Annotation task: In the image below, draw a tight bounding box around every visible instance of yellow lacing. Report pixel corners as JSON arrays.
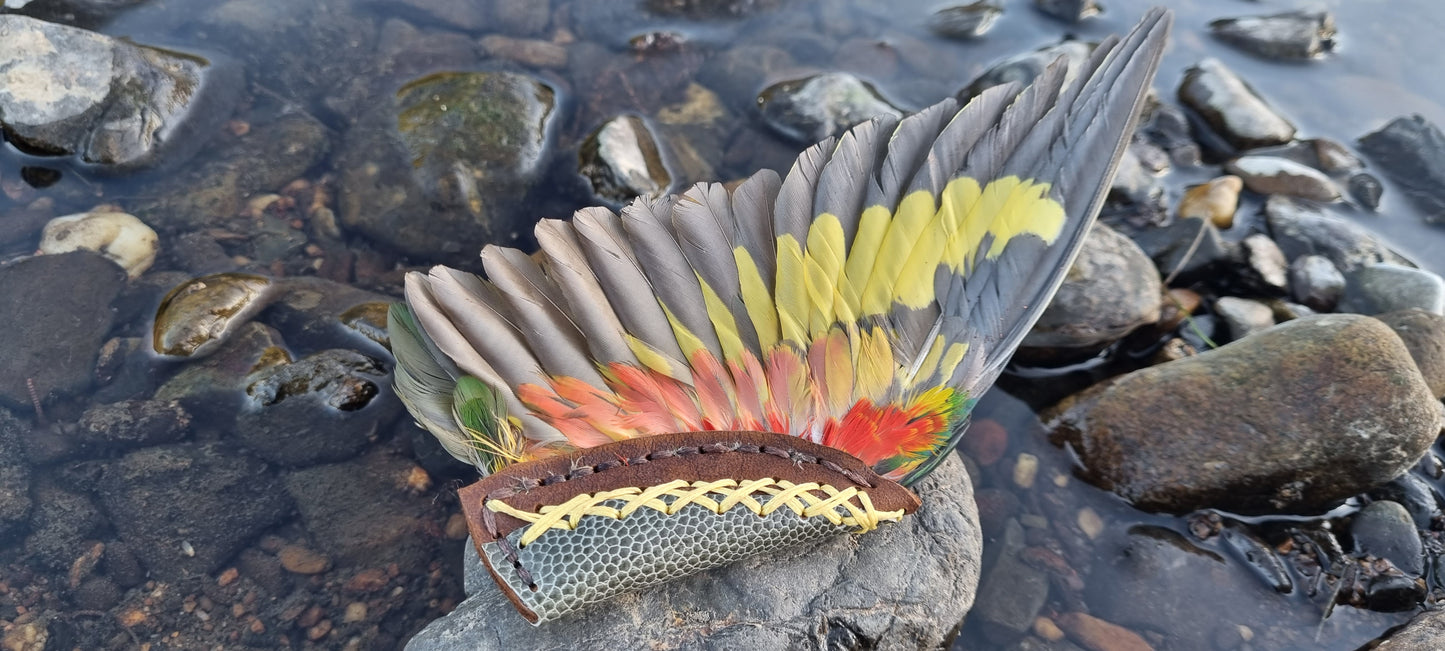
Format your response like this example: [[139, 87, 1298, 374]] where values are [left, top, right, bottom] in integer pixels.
[[486, 478, 906, 547]]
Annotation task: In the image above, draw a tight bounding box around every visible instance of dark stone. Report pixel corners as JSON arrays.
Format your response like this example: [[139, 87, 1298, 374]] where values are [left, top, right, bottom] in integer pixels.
[[1033, 0, 1099, 23], [23, 475, 102, 571], [927, 3, 1003, 40], [337, 71, 557, 264], [407, 453, 981, 651], [284, 451, 440, 572], [1178, 58, 1296, 151], [71, 577, 121, 611], [235, 349, 399, 467], [1367, 573, 1425, 612], [1349, 173, 1385, 211], [262, 277, 395, 354], [94, 442, 294, 580], [1351, 500, 1423, 575], [1367, 474, 1440, 530], [1375, 309, 1445, 399], [0, 251, 125, 406], [973, 519, 1049, 642], [1264, 196, 1414, 272], [1046, 314, 1440, 514], [1209, 11, 1336, 60], [154, 321, 285, 422], [71, 399, 191, 456], [1359, 115, 1445, 224], [0, 408, 32, 542], [757, 73, 903, 144], [1130, 215, 1235, 282]]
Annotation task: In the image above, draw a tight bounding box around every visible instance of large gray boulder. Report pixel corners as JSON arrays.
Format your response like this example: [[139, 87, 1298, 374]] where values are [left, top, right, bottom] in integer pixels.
[[406, 452, 981, 651], [0, 15, 239, 171]]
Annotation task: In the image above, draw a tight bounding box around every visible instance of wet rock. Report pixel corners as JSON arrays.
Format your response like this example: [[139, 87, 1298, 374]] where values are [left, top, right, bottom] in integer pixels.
[[1264, 196, 1413, 271], [974, 519, 1050, 642], [1033, 0, 1098, 23], [1048, 314, 1440, 514], [1140, 101, 1202, 167], [407, 452, 981, 651], [1358, 115, 1445, 224], [337, 71, 557, 264], [37, 211, 158, 279], [1054, 612, 1152, 651], [262, 277, 395, 354], [963, 40, 1094, 99], [642, 0, 783, 19], [1253, 138, 1363, 175], [154, 321, 285, 421], [1369, 473, 1440, 530], [1224, 156, 1341, 202], [1235, 234, 1290, 296], [1020, 223, 1162, 358], [1209, 11, 1336, 60], [0, 15, 239, 171], [1375, 309, 1445, 398], [0, 619, 47, 651], [757, 73, 903, 145], [479, 35, 567, 69], [1349, 173, 1385, 211], [1131, 216, 1234, 282], [490, 0, 550, 36], [1106, 145, 1167, 224], [129, 109, 331, 232], [1289, 255, 1345, 311], [72, 399, 190, 455], [1178, 58, 1297, 151], [95, 442, 294, 580], [579, 115, 674, 204], [927, 3, 1003, 40], [1340, 264, 1445, 315], [72, 576, 121, 611], [285, 451, 443, 573], [0, 408, 31, 542], [1376, 608, 1445, 650], [396, 0, 486, 30], [0, 251, 125, 406], [1214, 297, 1274, 340], [23, 476, 102, 571], [235, 349, 399, 467], [1351, 500, 1423, 575], [1177, 176, 1242, 229], [152, 273, 276, 358], [278, 544, 332, 575]]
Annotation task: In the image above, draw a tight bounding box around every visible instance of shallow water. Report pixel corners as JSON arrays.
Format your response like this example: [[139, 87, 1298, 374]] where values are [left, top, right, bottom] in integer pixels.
[[2, 0, 1444, 649]]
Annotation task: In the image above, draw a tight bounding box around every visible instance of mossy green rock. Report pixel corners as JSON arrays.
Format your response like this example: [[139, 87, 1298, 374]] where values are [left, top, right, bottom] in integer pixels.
[[1048, 314, 1441, 514], [338, 71, 556, 264]]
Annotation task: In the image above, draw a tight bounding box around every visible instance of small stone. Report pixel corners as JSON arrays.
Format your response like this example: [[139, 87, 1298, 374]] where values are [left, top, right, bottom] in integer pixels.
[[38, 212, 158, 279], [927, 2, 1003, 39], [479, 35, 567, 68], [1348, 173, 1384, 211], [1034, 0, 1100, 23], [445, 512, 470, 540], [1340, 264, 1445, 315], [974, 519, 1050, 639], [152, 273, 276, 358], [1077, 508, 1104, 540], [757, 73, 903, 144], [1035, 617, 1066, 642], [1224, 156, 1341, 202], [1214, 297, 1275, 340], [1210, 11, 1336, 60], [278, 545, 332, 575], [344, 568, 389, 593], [1055, 612, 1154, 651], [963, 40, 1095, 98], [307, 619, 333, 641], [1238, 234, 1290, 296], [1013, 453, 1039, 489], [1178, 59, 1296, 151], [1289, 255, 1345, 312], [1358, 115, 1445, 224], [1, 618, 48, 651], [1351, 500, 1424, 575], [1375, 309, 1445, 399], [217, 567, 239, 586], [578, 115, 673, 204], [1177, 176, 1242, 229], [344, 602, 368, 623], [961, 418, 1008, 466], [1131, 216, 1235, 283]]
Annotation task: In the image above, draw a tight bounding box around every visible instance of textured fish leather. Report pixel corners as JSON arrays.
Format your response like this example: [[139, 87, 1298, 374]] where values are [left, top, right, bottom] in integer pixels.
[[459, 430, 920, 623]]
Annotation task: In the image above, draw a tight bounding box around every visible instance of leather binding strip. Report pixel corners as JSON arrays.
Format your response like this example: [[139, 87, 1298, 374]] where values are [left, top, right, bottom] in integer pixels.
[[459, 430, 920, 624]]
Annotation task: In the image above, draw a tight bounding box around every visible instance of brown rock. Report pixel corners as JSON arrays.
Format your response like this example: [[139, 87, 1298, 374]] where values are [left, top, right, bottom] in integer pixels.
[[1056, 612, 1154, 651], [278, 545, 332, 575], [1177, 175, 1243, 229], [1376, 309, 1445, 399], [345, 568, 389, 593]]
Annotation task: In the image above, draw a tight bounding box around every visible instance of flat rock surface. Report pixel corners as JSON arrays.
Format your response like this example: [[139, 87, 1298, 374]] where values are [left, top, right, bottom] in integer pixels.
[[1047, 314, 1441, 514], [1377, 609, 1445, 650], [407, 452, 981, 651]]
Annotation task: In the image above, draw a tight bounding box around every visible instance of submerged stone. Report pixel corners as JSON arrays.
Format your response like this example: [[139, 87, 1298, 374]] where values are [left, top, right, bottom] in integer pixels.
[[757, 73, 903, 144], [152, 273, 276, 358], [38, 211, 158, 279], [579, 114, 674, 204]]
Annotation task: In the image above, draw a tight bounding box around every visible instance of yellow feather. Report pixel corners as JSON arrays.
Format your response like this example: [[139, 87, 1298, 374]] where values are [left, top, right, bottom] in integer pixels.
[[804, 214, 849, 336], [697, 273, 746, 363], [906, 334, 947, 389], [842, 205, 890, 318], [854, 324, 895, 401], [939, 341, 970, 381], [624, 334, 689, 382], [820, 327, 854, 416], [775, 235, 809, 346], [734, 247, 780, 350], [660, 302, 708, 360], [985, 178, 1066, 259], [858, 190, 936, 315]]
